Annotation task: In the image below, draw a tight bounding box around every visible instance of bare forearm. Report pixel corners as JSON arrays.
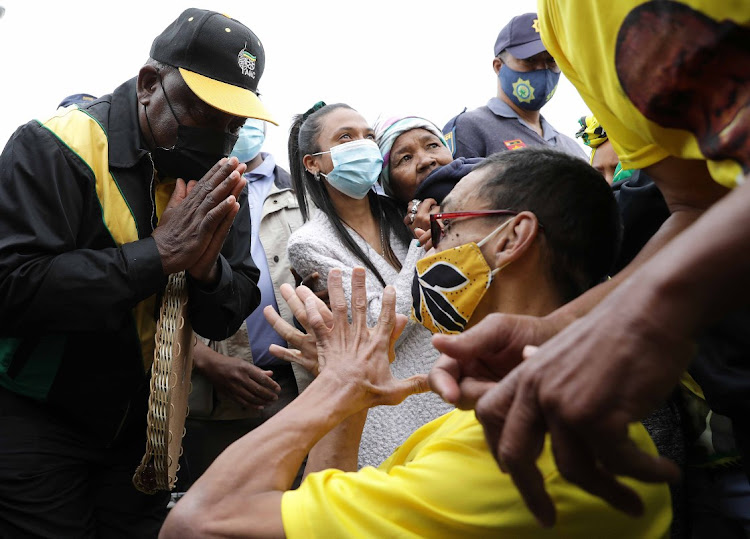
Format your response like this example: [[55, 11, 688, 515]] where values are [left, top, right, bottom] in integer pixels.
[[162, 374, 360, 538], [631, 176, 750, 337], [304, 409, 367, 476]]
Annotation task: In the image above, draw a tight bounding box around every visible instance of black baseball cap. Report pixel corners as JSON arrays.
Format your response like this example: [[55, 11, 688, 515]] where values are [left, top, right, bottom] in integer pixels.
[[150, 8, 276, 124], [494, 12, 546, 59]]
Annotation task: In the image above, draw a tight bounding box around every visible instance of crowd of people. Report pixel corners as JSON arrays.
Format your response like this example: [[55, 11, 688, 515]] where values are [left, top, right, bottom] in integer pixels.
[[0, 3, 748, 538]]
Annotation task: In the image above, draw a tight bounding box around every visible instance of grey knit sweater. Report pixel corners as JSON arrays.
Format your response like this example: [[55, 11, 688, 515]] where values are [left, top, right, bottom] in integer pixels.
[[287, 209, 454, 468]]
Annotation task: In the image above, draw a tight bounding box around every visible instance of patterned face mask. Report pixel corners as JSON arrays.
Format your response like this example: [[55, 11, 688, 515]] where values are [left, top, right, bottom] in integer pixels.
[[411, 219, 513, 334], [499, 64, 560, 111]]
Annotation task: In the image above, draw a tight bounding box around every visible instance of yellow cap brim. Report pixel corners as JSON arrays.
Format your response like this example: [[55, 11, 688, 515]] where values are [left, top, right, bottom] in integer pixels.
[[179, 67, 278, 125]]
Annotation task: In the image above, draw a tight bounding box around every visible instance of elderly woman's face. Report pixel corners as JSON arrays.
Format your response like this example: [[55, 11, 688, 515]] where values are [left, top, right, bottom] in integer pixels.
[[388, 128, 453, 202]]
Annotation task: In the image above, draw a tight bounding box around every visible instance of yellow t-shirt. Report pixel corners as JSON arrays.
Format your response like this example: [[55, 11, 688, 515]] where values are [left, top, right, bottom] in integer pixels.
[[281, 410, 671, 538], [537, 0, 748, 188]]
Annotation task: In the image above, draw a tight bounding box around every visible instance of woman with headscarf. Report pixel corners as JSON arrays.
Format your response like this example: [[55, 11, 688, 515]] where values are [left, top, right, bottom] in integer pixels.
[[375, 115, 484, 250]]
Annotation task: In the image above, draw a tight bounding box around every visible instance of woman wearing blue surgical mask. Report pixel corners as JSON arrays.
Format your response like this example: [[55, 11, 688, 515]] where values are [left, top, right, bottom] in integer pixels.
[[286, 102, 453, 469]]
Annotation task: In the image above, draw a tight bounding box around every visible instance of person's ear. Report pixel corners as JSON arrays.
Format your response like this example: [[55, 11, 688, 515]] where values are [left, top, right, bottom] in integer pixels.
[[493, 56, 503, 76], [492, 211, 540, 270], [137, 65, 160, 106], [302, 154, 319, 177]]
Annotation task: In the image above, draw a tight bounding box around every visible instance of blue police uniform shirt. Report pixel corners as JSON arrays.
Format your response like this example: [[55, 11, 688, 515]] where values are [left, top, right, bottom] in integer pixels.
[[443, 97, 586, 160]]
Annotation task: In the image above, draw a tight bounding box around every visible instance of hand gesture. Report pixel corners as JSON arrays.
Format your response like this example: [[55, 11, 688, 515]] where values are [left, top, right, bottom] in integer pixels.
[[291, 269, 330, 307], [428, 312, 556, 409], [193, 341, 280, 409], [302, 267, 427, 409], [263, 282, 332, 376], [473, 308, 686, 527], [152, 157, 247, 283]]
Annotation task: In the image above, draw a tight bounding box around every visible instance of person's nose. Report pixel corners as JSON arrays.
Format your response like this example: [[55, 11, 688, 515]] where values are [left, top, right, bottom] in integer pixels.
[[416, 151, 437, 173]]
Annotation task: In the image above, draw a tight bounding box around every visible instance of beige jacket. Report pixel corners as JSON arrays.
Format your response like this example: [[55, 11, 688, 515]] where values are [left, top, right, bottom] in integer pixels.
[[189, 166, 313, 420]]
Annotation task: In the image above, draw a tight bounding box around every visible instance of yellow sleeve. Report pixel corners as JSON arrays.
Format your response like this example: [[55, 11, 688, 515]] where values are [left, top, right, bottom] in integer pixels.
[[281, 411, 671, 538], [537, 0, 746, 188]]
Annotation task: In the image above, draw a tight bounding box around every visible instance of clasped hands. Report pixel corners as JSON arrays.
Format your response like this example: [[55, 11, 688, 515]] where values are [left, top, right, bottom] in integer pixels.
[[264, 267, 428, 411], [152, 157, 247, 283]]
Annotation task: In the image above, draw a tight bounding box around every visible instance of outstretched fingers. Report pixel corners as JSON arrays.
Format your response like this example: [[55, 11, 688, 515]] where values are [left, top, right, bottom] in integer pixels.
[[599, 437, 681, 484], [264, 305, 305, 348], [304, 295, 332, 348], [376, 285, 397, 344], [548, 423, 645, 519], [494, 378, 554, 527], [350, 267, 369, 330], [380, 373, 431, 406], [387, 313, 408, 363], [296, 284, 334, 329], [327, 269, 349, 329]]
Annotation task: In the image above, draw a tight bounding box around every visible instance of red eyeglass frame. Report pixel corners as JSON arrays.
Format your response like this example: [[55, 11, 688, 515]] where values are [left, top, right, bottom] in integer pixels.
[[429, 210, 520, 247]]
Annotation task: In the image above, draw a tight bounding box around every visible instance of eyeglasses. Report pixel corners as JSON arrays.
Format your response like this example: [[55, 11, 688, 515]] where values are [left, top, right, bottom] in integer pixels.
[[429, 210, 519, 247]]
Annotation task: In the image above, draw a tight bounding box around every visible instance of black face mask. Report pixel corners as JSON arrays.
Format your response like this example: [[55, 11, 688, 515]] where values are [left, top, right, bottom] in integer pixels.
[[146, 76, 239, 182]]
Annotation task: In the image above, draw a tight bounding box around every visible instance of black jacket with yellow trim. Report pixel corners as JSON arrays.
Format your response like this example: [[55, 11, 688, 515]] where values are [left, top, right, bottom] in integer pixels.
[[0, 77, 260, 444]]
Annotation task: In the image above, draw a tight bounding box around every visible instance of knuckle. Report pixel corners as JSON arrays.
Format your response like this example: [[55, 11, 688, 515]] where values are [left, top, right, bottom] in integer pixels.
[[498, 443, 522, 468], [202, 193, 216, 207], [555, 459, 578, 482]]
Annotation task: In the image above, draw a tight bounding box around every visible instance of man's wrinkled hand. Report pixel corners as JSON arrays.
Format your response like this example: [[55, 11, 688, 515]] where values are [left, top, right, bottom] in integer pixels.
[[473, 308, 686, 527], [428, 312, 555, 409], [152, 157, 247, 283]]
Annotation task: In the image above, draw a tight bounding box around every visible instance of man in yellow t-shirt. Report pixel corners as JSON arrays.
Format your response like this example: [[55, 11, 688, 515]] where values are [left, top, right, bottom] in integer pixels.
[[425, 0, 750, 528], [160, 149, 671, 538]]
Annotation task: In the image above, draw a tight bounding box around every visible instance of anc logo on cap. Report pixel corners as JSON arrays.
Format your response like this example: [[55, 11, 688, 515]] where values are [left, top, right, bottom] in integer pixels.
[[512, 78, 535, 104], [238, 44, 257, 79]]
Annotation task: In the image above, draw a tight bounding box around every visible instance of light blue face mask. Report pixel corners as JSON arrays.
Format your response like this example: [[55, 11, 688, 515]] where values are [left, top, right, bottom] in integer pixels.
[[231, 118, 266, 163], [314, 139, 383, 199], [499, 65, 560, 111]]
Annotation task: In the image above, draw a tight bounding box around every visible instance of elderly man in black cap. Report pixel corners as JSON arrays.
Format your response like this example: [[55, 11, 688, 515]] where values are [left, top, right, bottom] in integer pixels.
[[0, 8, 273, 538], [443, 12, 585, 160]]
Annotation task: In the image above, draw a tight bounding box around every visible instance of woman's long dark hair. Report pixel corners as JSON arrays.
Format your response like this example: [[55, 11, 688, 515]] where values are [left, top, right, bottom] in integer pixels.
[[288, 103, 412, 287]]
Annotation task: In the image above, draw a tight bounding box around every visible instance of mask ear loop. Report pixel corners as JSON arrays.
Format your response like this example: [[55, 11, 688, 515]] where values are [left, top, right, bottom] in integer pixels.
[[157, 72, 181, 126], [145, 71, 181, 151], [477, 218, 514, 277]]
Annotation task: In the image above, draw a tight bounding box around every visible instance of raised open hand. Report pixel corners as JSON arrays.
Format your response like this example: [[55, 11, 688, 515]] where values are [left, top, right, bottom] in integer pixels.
[[302, 267, 426, 410], [264, 282, 332, 375]]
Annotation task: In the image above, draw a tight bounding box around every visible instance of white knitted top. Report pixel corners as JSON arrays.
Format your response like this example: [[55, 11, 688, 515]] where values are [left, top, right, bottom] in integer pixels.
[[287, 209, 454, 468]]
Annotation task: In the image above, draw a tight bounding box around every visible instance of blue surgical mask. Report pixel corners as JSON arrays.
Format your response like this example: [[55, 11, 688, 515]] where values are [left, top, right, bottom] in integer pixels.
[[231, 118, 266, 163], [314, 139, 383, 199], [499, 65, 560, 111]]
